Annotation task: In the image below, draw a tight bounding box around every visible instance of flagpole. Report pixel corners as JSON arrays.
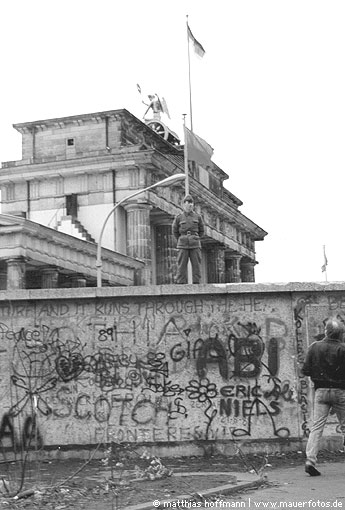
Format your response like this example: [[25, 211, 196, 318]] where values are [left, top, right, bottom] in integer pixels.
[[186, 15, 193, 132], [183, 114, 190, 195]]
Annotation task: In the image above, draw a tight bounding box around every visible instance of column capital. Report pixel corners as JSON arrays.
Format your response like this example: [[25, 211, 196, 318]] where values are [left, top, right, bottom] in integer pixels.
[[40, 265, 59, 274], [7, 256, 27, 265], [70, 274, 87, 288], [241, 260, 257, 268], [229, 253, 242, 261], [123, 202, 152, 212]]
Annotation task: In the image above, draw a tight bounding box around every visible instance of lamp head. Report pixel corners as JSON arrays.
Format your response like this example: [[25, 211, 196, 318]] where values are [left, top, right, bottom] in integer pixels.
[[156, 173, 186, 187]]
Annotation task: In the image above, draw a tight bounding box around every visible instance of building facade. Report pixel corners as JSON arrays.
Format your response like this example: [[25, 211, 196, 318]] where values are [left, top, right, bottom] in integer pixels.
[[0, 109, 267, 289]]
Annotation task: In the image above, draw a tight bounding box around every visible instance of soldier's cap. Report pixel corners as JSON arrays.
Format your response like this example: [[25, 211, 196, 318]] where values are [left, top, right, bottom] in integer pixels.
[[183, 194, 194, 203]]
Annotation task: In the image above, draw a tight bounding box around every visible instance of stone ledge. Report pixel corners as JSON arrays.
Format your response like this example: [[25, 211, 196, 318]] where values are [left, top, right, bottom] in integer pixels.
[[0, 280, 344, 301]]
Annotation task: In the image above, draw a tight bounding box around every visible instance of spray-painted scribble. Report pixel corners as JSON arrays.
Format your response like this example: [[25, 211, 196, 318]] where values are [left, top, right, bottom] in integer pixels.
[[186, 378, 217, 439]]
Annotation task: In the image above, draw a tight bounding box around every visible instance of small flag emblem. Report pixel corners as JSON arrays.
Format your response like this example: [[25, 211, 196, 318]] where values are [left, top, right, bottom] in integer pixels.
[[187, 24, 205, 58]]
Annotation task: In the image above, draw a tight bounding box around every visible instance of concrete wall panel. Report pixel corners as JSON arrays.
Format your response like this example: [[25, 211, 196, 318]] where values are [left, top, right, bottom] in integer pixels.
[[0, 283, 344, 457]]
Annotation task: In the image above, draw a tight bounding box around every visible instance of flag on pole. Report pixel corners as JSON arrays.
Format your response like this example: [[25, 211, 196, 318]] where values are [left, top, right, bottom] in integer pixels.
[[184, 126, 213, 167], [187, 24, 205, 58], [321, 245, 328, 272]]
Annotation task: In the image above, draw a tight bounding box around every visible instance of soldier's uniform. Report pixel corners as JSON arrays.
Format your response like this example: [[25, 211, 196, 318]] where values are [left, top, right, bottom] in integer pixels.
[[172, 196, 204, 284]]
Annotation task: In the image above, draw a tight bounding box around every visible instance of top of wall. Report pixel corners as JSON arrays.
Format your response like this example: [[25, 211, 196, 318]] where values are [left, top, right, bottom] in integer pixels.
[[0, 281, 344, 302]]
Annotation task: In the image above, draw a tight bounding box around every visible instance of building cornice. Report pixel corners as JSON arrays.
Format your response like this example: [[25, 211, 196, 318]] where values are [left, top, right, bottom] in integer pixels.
[[13, 109, 130, 133], [0, 150, 156, 182]]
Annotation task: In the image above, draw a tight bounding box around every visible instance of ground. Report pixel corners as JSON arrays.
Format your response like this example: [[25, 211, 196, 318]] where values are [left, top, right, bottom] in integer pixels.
[[1, 449, 344, 509]]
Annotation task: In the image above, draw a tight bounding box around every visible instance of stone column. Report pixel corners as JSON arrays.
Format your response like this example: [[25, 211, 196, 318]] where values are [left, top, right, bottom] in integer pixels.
[[41, 266, 59, 288], [0, 267, 6, 291], [124, 203, 152, 285], [207, 245, 226, 283], [7, 258, 26, 290], [241, 260, 256, 282], [70, 275, 87, 288], [232, 254, 242, 282], [225, 254, 242, 283], [155, 223, 177, 285]]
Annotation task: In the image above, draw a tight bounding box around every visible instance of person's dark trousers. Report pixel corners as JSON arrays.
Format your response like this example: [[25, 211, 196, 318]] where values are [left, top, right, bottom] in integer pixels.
[[176, 248, 201, 284]]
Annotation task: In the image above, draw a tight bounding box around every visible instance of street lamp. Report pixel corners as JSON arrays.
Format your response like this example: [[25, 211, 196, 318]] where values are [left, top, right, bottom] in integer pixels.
[[96, 173, 186, 287]]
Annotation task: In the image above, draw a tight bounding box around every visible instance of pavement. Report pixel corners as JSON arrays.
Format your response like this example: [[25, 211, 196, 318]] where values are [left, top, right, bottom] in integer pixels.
[[1, 453, 345, 509], [234, 459, 345, 509], [124, 458, 345, 510]]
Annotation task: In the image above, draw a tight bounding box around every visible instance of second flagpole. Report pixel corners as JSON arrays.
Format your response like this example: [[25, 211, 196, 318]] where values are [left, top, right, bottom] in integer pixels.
[[186, 15, 193, 132], [183, 113, 190, 195]]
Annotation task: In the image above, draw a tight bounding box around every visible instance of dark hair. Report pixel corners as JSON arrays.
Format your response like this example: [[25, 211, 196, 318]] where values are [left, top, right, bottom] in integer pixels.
[[325, 318, 343, 339]]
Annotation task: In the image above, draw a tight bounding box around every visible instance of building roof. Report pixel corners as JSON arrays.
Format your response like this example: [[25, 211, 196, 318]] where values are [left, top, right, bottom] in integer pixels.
[[0, 214, 144, 286]]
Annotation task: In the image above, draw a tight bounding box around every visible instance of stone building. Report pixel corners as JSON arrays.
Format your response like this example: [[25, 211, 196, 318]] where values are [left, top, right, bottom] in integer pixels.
[[0, 108, 267, 289]]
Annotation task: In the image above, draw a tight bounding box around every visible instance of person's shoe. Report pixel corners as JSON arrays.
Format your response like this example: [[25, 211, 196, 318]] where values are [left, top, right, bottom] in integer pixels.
[[305, 463, 321, 476]]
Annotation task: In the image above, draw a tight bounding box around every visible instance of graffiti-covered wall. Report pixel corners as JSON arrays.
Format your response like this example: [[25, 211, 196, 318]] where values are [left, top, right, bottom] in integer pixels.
[[0, 283, 344, 457]]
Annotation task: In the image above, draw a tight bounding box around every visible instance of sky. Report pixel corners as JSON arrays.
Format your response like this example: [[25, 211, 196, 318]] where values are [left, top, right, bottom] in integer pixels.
[[1, 0, 345, 284]]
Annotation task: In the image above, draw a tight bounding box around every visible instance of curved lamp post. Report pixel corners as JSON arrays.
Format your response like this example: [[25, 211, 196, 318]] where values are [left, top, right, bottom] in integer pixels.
[[96, 173, 186, 287]]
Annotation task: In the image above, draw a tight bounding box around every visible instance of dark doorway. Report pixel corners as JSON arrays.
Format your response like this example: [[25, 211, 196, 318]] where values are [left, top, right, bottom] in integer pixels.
[[66, 194, 78, 217]]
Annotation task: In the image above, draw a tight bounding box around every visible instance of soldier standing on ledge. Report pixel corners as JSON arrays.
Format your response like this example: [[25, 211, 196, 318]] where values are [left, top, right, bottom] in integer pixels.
[[172, 194, 204, 284]]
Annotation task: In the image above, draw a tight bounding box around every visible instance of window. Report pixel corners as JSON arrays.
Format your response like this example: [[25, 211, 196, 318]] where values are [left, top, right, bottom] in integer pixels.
[[66, 194, 78, 217], [67, 138, 75, 147], [6, 183, 15, 201], [209, 174, 221, 196]]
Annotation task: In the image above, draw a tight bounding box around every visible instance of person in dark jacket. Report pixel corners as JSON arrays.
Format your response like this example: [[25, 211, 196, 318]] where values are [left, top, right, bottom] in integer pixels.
[[172, 194, 204, 284], [302, 317, 345, 476]]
